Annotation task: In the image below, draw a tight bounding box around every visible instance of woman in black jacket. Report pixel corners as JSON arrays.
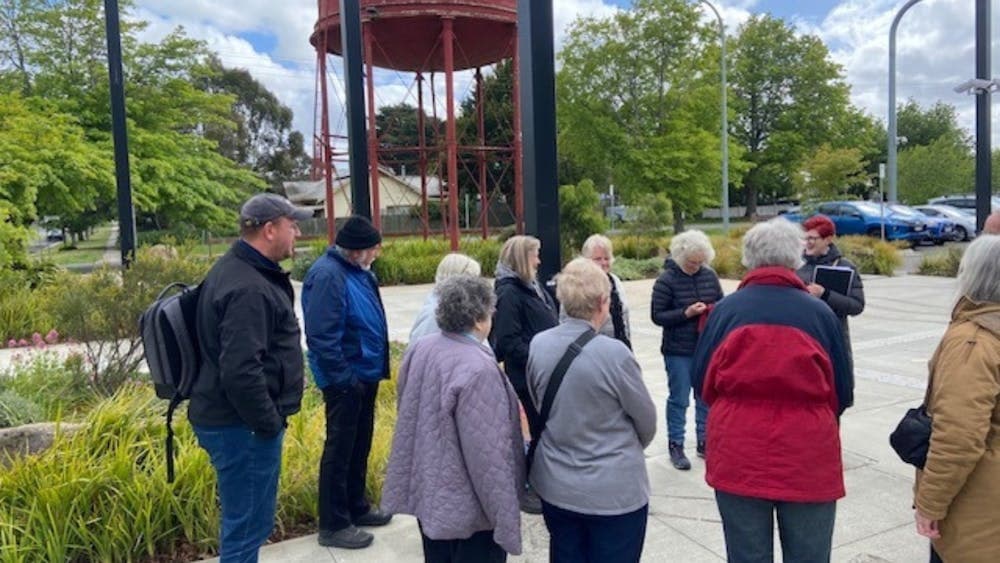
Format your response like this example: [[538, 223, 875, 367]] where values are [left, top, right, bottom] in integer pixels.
[[490, 235, 558, 514], [651, 230, 723, 471], [796, 214, 864, 405]]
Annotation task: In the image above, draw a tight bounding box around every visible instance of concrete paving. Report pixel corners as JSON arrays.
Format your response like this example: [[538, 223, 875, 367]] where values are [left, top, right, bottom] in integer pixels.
[[198, 273, 956, 562]]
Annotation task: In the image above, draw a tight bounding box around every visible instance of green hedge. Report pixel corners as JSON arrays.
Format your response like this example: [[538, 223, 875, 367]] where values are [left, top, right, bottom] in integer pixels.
[[0, 346, 403, 562], [292, 237, 503, 285]]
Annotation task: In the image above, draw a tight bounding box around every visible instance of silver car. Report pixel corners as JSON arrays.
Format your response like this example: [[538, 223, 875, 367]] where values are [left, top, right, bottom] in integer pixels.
[[914, 205, 977, 241]]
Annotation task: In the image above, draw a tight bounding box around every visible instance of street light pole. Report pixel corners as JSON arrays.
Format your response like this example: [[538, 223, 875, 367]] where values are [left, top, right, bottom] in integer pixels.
[[697, 0, 729, 233], [887, 0, 926, 204]]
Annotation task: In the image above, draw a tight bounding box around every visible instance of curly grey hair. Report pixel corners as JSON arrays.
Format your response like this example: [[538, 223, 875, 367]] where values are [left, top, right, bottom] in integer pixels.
[[741, 218, 804, 271], [670, 230, 716, 265], [957, 235, 1000, 303], [434, 275, 496, 334]]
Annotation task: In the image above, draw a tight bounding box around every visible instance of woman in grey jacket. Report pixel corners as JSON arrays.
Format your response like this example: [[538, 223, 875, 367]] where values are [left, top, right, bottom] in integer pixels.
[[382, 275, 525, 562], [528, 258, 657, 563]]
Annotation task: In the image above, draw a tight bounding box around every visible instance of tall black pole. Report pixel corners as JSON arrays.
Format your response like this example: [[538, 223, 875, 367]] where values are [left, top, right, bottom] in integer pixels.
[[975, 0, 991, 234], [340, 0, 371, 219], [518, 0, 560, 285], [103, 0, 135, 268]]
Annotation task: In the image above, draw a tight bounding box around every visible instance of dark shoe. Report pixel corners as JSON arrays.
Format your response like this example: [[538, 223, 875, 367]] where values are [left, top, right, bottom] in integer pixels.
[[520, 485, 543, 514], [669, 441, 691, 470], [354, 507, 393, 527], [697, 440, 706, 459], [318, 526, 374, 549]]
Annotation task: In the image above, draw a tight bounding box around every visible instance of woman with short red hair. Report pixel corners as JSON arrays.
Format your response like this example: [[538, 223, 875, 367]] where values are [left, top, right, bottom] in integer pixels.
[[796, 214, 865, 399]]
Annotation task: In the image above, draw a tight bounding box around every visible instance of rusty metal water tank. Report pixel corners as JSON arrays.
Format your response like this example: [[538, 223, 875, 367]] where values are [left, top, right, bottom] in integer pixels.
[[312, 0, 517, 71]]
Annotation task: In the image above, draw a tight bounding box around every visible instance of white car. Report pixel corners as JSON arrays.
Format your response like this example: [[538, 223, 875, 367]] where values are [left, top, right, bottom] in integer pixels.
[[913, 205, 977, 241]]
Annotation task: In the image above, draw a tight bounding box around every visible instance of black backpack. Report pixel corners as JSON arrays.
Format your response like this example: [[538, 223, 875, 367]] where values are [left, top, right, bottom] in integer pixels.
[[139, 282, 201, 482]]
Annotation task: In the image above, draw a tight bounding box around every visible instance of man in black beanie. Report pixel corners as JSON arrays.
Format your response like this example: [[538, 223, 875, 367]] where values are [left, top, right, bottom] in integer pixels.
[[302, 215, 392, 549]]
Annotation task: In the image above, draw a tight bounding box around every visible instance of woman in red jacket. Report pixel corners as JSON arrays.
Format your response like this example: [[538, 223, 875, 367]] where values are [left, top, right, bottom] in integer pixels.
[[692, 218, 852, 563]]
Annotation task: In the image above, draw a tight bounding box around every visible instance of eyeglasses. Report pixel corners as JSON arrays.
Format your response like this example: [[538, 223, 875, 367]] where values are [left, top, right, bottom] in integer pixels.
[[805, 236, 824, 242]]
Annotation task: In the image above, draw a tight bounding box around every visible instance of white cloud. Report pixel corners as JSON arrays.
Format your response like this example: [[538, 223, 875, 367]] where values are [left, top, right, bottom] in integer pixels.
[[819, 0, 1000, 145]]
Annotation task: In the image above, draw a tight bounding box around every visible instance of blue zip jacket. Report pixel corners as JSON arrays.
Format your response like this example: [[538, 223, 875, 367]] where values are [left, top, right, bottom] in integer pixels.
[[302, 247, 390, 389]]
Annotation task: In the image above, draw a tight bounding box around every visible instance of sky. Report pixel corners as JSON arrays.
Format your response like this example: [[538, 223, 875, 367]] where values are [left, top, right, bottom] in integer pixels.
[[135, 0, 1000, 151]]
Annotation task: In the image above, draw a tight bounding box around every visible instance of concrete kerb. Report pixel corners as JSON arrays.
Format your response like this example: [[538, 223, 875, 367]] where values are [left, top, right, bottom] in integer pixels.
[[192, 274, 953, 562]]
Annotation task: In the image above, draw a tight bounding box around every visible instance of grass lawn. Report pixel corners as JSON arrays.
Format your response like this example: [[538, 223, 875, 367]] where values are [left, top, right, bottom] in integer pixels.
[[35, 224, 115, 266]]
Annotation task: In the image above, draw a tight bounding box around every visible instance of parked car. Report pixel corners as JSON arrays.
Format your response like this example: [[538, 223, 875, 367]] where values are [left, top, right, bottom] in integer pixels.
[[783, 201, 929, 245], [913, 205, 977, 241], [45, 229, 64, 242], [927, 194, 1000, 213], [886, 204, 954, 245]]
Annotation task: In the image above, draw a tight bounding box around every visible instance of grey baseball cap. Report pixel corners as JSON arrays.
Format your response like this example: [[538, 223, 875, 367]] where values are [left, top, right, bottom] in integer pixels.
[[239, 193, 312, 227]]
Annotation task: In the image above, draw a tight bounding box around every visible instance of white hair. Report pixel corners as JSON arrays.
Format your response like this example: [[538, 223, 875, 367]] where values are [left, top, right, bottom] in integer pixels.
[[669, 230, 715, 264], [581, 234, 614, 264], [957, 235, 1000, 304], [435, 253, 481, 284], [741, 218, 804, 271]]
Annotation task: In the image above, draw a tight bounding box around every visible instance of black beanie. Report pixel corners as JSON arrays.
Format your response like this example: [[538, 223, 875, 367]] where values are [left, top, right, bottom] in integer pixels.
[[336, 215, 382, 250]]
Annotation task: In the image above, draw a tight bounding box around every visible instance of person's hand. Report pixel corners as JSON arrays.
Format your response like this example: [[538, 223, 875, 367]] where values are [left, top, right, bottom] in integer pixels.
[[685, 302, 708, 318], [806, 283, 825, 298], [915, 509, 941, 539]]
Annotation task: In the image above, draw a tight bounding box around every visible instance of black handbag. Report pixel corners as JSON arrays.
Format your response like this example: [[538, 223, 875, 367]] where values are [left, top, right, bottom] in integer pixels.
[[889, 405, 932, 469]]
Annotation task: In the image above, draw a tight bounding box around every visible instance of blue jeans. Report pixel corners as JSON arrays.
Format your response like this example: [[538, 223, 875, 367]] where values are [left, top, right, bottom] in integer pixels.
[[665, 355, 708, 445], [541, 500, 648, 563], [715, 490, 836, 563], [194, 425, 284, 563]]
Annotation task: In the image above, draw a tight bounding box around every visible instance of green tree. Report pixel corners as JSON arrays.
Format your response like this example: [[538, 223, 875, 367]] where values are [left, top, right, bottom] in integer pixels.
[[558, 0, 737, 232], [795, 144, 868, 203], [896, 99, 970, 149], [375, 102, 441, 175], [898, 137, 973, 204], [730, 15, 852, 216], [200, 56, 311, 187], [559, 179, 607, 254]]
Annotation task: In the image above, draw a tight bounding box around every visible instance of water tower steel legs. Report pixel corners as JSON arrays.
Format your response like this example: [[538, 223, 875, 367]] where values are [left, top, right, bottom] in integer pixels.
[[512, 43, 525, 235], [339, 0, 370, 220], [417, 72, 430, 239], [443, 17, 461, 250], [476, 68, 489, 238], [363, 22, 382, 229], [318, 43, 336, 243]]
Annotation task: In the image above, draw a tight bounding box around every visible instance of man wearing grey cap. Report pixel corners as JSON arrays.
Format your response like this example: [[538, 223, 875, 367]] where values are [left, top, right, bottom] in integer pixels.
[[190, 192, 312, 562], [303, 215, 392, 549]]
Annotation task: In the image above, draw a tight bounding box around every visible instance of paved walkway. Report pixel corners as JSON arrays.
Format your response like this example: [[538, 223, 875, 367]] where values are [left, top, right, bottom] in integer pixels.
[[196, 272, 954, 563]]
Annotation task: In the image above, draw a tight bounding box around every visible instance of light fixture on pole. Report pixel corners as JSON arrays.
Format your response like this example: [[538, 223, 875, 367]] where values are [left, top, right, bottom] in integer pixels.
[[887, 0, 926, 205], [696, 0, 729, 233]]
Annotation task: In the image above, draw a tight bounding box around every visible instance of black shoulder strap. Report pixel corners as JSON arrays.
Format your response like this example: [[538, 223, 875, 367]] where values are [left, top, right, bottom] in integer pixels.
[[527, 329, 597, 469]]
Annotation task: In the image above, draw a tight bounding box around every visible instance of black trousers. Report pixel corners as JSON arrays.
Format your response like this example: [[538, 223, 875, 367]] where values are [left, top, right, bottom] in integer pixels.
[[318, 381, 378, 532], [930, 545, 944, 563], [419, 525, 506, 563], [541, 500, 648, 563]]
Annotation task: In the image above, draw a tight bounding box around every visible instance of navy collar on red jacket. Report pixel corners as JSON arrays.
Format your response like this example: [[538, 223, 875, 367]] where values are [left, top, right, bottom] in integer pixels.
[[738, 266, 808, 291]]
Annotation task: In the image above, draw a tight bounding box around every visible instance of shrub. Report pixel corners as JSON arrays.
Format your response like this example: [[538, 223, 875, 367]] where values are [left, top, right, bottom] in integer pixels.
[[837, 236, 903, 276], [0, 346, 403, 562], [610, 235, 671, 260], [612, 258, 663, 281], [918, 246, 964, 277], [0, 353, 96, 420], [39, 246, 213, 396], [559, 180, 608, 254], [709, 235, 746, 279], [0, 389, 43, 428]]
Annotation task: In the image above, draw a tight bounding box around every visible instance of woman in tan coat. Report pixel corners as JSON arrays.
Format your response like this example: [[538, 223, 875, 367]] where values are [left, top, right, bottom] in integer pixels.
[[914, 235, 1000, 563]]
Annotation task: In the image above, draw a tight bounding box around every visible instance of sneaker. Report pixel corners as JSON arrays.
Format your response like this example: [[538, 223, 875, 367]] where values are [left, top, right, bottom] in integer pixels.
[[318, 525, 374, 549], [353, 507, 393, 527], [520, 485, 543, 514], [669, 441, 691, 470], [697, 439, 706, 459]]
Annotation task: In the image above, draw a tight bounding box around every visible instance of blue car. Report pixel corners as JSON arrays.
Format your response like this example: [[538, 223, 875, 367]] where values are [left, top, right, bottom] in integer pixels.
[[783, 201, 929, 245], [885, 204, 955, 245]]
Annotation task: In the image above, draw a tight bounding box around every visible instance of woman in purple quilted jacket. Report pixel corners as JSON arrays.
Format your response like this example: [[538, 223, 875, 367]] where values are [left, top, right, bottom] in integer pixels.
[[382, 275, 526, 562]]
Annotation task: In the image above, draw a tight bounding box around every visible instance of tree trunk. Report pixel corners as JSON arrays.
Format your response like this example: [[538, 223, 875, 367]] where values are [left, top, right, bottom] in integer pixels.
[[672, 206, 685, 234], [744, 182, 759, 218]]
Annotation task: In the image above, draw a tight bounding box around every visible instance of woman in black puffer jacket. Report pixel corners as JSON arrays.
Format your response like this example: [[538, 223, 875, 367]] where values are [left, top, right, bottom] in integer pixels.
[[651, 230, 724, 471]]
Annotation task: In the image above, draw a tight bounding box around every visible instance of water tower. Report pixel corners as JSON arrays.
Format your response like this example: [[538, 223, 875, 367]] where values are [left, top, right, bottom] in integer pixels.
[[311, 0, 522, 248]]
